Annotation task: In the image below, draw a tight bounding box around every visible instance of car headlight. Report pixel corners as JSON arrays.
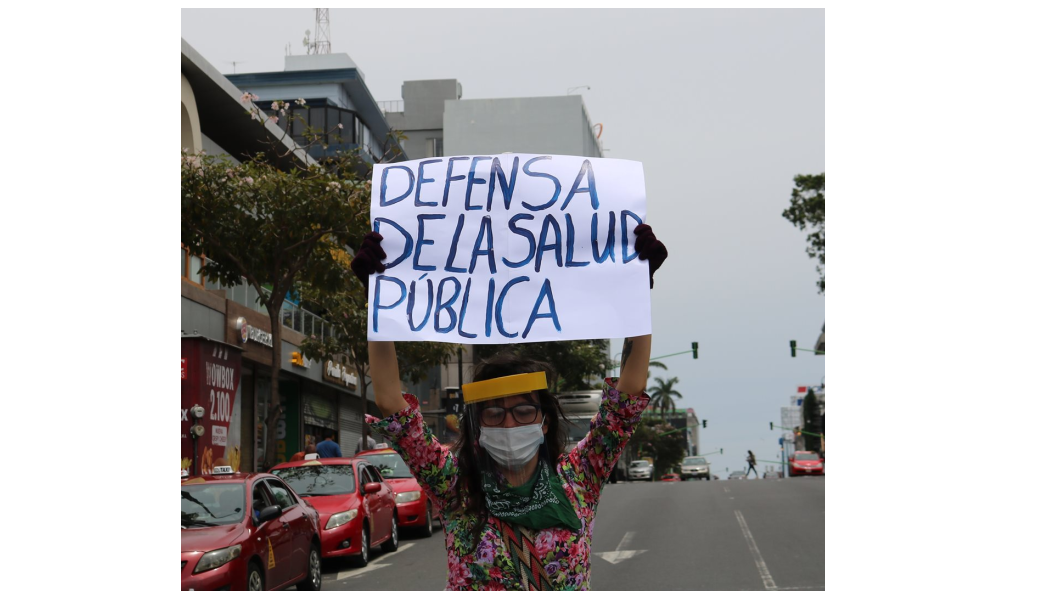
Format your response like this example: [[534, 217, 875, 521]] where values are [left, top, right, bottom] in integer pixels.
[[325, 509, 358, 530], [395, 490, 422, 504], [193, 545, 242, 574]]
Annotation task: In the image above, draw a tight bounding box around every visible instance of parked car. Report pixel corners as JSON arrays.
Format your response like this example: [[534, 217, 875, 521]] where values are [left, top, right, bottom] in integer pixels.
[[788, 451, 825, 476], [357, 448, 441, 537], [728, 470, 748, 480], [679, 456, 711, 481], [628, 460, 654, 481], [271, 458, 399, 567], [181, 465, 322, 591], [660, 473, 681, 482]]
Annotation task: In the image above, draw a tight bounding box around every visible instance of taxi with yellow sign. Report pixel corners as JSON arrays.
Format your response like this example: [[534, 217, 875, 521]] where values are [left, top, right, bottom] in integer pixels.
[[181, 465, 322, 591], [270, 457, 399, 568], [357, 447, 442, 537]]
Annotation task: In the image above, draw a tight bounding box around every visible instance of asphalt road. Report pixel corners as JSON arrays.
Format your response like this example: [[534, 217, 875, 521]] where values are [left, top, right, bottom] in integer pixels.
[[317, 476, 824, 591]]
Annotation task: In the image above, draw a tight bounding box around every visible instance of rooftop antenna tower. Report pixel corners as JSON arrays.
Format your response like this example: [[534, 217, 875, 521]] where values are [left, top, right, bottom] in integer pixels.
[[306, 8, 331, 54]]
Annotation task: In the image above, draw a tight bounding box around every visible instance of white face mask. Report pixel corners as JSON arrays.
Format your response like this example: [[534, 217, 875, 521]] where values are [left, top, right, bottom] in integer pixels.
[[478, 423, 545, 470]]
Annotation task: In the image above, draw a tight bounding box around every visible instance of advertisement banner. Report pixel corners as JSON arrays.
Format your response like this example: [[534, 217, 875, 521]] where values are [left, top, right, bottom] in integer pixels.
[[182, 337, 242, 475]]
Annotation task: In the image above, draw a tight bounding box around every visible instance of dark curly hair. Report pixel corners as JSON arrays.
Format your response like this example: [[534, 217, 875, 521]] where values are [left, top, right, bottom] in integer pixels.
[[452, 350, 569, 546]]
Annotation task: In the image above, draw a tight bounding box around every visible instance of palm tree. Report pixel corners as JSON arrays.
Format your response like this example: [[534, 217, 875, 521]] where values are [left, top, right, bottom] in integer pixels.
[[648, 376, 684, 420]]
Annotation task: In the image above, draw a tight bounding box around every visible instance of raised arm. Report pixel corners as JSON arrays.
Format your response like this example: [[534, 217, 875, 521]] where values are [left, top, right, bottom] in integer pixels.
[[367, 341, 407, 417], [615, 335, 651, 395]]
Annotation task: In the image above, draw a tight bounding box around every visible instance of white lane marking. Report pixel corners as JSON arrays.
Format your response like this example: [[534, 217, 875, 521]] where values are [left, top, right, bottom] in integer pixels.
[[335, 542, 415, 581], [598, 531, 646, 564], [337, 563, 390, 580], [734, 510, 777, 591], [723, 487, 730, 493]]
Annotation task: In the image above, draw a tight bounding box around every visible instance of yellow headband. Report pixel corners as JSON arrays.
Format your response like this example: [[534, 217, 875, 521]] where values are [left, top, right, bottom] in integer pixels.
[[461, 371, 548, 404]]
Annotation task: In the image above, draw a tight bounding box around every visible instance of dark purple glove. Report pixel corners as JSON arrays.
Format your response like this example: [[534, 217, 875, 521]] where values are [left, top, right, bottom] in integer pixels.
[[351, 232, 387, 294], [634, 224, 667, 289]]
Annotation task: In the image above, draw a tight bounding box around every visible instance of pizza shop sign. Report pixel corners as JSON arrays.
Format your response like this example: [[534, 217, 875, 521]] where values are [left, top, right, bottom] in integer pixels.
[[235, 317, 273, 348], [323, 359, 358, 388]]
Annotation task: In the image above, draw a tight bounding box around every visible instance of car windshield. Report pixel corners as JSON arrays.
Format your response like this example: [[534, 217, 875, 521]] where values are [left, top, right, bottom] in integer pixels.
[[359, 453, 413, 479], [795, 453, 821, 461], [631, 461, 650, 468], [683, 457, 707, 465], [182, 483, 245, 527], [273, 464, 355, 496], [566, 418, 592, 444]]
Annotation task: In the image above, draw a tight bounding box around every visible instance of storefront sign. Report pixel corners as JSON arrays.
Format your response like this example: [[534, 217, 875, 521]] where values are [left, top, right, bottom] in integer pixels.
[[236, 316, 273, 347], [323, 359, 358, 388], [290, 351, 310, 369]]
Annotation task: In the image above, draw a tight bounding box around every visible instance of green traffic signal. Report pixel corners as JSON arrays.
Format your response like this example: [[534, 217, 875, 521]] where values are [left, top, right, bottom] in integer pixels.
[[790, 340, 797, 358], [692, 341, 699, 359]]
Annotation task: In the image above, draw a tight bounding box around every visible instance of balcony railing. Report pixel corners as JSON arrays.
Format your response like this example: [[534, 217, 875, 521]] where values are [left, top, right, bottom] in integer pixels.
[[378, 100, 404, 113], [192, 250, 338, 341]]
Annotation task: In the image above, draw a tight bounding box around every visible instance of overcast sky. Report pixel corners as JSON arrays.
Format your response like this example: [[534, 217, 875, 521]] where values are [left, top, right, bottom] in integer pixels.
[[182, 8, 825, 475]]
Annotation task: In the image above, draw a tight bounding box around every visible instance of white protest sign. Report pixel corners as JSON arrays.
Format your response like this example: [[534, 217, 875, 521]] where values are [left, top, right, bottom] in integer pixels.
[[368, 154, 650, 344]]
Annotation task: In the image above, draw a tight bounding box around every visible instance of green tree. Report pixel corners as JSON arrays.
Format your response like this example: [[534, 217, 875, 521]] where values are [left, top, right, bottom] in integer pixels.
[[782, 173, 825, 293], [647, 376, 684, 420], [296, 265, 457, 451], [181, 99, 372, 467], [802, 388, 823, 452], [475, 340, 611, 392], [627, 421, 687, 478]]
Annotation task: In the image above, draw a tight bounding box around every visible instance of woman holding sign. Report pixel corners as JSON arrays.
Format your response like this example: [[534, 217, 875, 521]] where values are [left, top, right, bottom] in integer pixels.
[[356, 225, 666, 590]]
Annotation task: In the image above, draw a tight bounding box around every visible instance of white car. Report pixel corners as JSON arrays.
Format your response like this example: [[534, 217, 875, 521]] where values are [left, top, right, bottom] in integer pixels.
[[679, 456, 711, 481], [628, 460, 654, 481]]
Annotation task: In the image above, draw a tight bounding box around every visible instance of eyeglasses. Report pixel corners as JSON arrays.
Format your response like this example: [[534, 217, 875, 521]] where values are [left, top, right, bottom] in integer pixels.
[[479, 403, 541, 427]]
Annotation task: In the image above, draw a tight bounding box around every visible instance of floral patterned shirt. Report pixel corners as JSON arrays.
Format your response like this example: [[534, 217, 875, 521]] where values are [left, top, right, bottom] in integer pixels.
[[367, 377, 649, 591]]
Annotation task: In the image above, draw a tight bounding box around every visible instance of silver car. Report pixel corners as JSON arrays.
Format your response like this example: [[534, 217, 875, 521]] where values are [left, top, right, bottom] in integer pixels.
[[628, 460, 654, 481], [680, 456, 711, 481]]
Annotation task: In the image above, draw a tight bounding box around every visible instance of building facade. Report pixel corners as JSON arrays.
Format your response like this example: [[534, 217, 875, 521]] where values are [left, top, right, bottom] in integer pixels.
[[181, 41, 402, 473]]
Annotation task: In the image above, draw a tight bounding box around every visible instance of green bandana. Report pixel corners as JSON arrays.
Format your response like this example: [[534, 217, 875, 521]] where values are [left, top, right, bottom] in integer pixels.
[[482, 461, 581, 531]]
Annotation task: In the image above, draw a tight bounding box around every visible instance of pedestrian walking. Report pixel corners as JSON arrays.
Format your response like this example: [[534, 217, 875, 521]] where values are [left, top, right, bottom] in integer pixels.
[[315, 432, 343, 458], [747, 450, 759, 478], [289, 439, 317, 462], [355, 224, 667, 590], [355, 429, 378, 454]]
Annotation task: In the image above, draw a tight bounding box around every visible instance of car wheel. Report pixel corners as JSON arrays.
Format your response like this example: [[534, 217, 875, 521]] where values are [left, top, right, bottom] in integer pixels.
[[296, 544, 322, 591], [382, 513, 399, 552], [422, 502, 435, 538], [705, 474, 711, 481], [247, 561, 264, 591], [353, 523, 370, 568]]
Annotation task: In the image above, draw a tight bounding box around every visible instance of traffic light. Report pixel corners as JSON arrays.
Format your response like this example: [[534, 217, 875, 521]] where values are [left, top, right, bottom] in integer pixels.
[[692, 342, 699, 359], [702, 419, 708, 428], [769, 421, 774, 431], [794, 426, 802, 437], [790, 340, 797, 358], [720, 448, 724, 454]]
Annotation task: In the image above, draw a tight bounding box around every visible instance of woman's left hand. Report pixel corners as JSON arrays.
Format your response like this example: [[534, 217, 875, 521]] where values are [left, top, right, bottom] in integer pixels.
[[634, 224, 668, 288]]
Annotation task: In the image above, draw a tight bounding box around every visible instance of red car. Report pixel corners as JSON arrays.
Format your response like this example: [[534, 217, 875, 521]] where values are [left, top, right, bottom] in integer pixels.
[[660, 473, 682, 482], [271, 458, 399, 567], [181, 466, 322, 591], [789, 451, 825, 476], [357, 448, 441, 537]]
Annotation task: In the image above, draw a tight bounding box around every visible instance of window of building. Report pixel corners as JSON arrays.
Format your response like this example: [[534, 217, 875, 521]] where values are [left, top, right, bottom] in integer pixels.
[[426, 138, 443, 158], [181, 245, 205, 286]]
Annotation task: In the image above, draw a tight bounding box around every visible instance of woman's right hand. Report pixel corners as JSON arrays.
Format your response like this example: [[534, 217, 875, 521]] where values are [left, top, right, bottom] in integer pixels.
[[351, 231, 387, 290]]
